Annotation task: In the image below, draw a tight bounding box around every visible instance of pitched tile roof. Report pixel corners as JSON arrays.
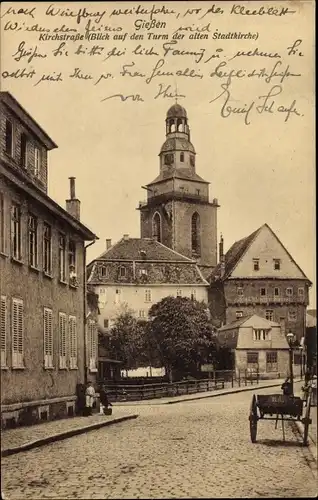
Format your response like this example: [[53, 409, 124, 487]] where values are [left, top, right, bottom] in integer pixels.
[[95, 237, 194, 262], [210, 227, 261, 281]]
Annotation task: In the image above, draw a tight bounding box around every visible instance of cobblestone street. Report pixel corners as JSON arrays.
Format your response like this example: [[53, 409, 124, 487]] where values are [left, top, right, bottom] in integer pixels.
[[1, 386, 317, 499]]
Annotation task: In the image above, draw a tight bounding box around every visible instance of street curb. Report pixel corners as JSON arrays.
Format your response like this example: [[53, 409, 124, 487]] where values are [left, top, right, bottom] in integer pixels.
[[1, 414, 139, 458], [294, 420, 317, 463]]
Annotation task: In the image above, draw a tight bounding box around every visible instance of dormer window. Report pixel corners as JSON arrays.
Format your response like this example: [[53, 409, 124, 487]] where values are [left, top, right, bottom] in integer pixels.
[[119, 266, 126, 278], [180, 152, 184, 162], [253, 328, 271, 341], [273, 259, 281, 270], [5, 120, 13, 157], [253, 259, 260, 271], [139, 269, 148, 277], [237, 287, 244, 296], [99, 266, 107, 278]]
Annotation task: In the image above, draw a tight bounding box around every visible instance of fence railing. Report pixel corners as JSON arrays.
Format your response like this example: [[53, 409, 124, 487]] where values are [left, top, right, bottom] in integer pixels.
[[99, 370, 260, 402]]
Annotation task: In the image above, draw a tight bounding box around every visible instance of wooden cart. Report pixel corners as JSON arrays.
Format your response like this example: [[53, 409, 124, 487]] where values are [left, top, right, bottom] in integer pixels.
[[249, 389, 312, 445]]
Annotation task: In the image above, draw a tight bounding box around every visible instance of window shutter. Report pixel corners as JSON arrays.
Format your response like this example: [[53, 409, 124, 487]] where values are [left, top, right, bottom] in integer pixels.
[[1, 296, 7, 367], [44, 308, 53, 368], [69, 316, 77, 369], [12, 298, 23, 368], [88, 320, 97, 371], [59, 313, 67, 369]]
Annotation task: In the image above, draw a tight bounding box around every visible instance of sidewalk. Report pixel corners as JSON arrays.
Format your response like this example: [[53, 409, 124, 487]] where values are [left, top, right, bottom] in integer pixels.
[[293, 384, 317, 462], [113, 378, 297, 406], [1, 407, 138, 457]]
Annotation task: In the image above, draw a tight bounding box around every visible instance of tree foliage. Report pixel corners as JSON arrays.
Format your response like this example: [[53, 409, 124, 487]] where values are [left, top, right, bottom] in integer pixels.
[[109, 307, 146, 370], [147, 296, 216, 381]]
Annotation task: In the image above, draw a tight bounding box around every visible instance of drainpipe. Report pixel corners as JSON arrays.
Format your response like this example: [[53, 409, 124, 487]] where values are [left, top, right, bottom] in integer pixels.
[[83, 238, 97, 385]]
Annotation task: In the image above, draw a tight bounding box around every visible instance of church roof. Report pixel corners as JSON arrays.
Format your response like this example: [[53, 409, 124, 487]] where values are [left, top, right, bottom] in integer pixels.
[[167, 103, 187, 118], [148, 168, 209, 186], [160, 137, 195, 154]]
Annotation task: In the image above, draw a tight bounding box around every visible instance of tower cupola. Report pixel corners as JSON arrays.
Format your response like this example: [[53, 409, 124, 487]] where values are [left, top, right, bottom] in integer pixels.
[[160, 103, 196, 172]]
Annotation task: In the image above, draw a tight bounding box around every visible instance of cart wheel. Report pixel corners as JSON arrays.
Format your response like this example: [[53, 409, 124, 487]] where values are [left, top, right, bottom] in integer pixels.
[[249, 395, 258, 443], [303, 392, 312, 446]]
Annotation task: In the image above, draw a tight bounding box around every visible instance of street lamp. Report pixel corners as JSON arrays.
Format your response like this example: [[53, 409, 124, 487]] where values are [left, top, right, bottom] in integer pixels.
[[287, 332, 295, 395]]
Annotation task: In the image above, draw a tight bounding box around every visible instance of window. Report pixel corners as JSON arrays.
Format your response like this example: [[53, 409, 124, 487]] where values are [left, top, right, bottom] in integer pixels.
[[103, 319, 109, 328], [44, 308, 53, 368], [58, 234, 66, 281], [236, 311, 243, 319], [266, 351, 278, 371], [191, 290, 196, 301], [88, 319, 97, 371], [164, 154, 173, 165], [196, 189, 200, 196], [139, 269, 148, 278], [190, 155, 195, 167], [288, 310, 297, 321], [286, 287, 293, 297], [273, 259, 281, 270], [180, 152, 184, 162], [298, 287, 304, 297], [119, 266, 127, 278], [253, 328, 271, 341], [20, 133, 28, 168], [58, 313, 67, 369], [0, 193, 5, 254], [11, 204, 22, 260], [1, 296, 7, 368], [247, 352, 259, 365], [12, 298, 24, 368], [115, 289, 121, 304], [34, 147, 41, 177], [265, 310, 274, 321], [145, 289, 152, 303], [28, 215, 38, 267], [68, 240, 76, 281], [99, 266, 107, 278], [152, 212, 162, 243], [260, 287, 267, 297], [176, 289, 182, 297], [253, 259, 260, 271], [191, 212, 200, 255], [274, 287, 280, 297], [237, 287, 244, 296], [99, 288, 106, 295], [43, 223, 52, 274], [69, 316, 77, 369], [5, 120, 13, 156], [139, 310, 146, 318]]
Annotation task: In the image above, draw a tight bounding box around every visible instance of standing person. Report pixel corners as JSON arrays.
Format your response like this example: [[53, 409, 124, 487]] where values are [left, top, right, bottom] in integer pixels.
[[99, 385, 113, 414], [85, 381, 96, 416]]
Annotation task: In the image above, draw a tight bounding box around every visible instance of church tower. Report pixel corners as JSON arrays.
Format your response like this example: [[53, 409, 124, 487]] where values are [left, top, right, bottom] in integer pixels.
[[138, 104, 219, 276]]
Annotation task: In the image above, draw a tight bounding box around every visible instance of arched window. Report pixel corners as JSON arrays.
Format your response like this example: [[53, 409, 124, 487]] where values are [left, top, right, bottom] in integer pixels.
[[152, 212, 162, 242], [177, 119, 183, 132], [191, 212, 200, 255], [180, 152, 184, 162], [169, 119, 176, 133]]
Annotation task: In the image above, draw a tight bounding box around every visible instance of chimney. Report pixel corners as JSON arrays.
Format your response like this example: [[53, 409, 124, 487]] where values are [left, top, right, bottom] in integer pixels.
[[66, 177, 80, 220], [106, 239, 112, 250], [219, 234, 225, 279], [123, 234, 129, 241]]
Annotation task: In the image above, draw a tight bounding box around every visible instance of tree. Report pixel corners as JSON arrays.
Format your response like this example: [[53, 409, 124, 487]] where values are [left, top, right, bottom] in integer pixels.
[[109, 306, 146, 371], [147, 296, 216, 382]]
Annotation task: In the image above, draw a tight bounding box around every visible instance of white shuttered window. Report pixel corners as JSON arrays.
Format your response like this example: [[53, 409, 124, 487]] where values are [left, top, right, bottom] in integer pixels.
[[88, 319, 97, 371], [59, 313, 67, 369], [69, 316, 77, 369], [44, 308, 53, 368], [12, 298, 24, 368], [1, 296, 7, 368]]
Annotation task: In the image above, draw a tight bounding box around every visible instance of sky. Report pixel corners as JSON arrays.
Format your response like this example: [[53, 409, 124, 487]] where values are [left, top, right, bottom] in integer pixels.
[[1, 1, 315, 306]]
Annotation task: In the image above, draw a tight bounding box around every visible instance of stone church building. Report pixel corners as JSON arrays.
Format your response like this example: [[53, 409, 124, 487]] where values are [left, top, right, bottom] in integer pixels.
[[138, 103, 219, 279]]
